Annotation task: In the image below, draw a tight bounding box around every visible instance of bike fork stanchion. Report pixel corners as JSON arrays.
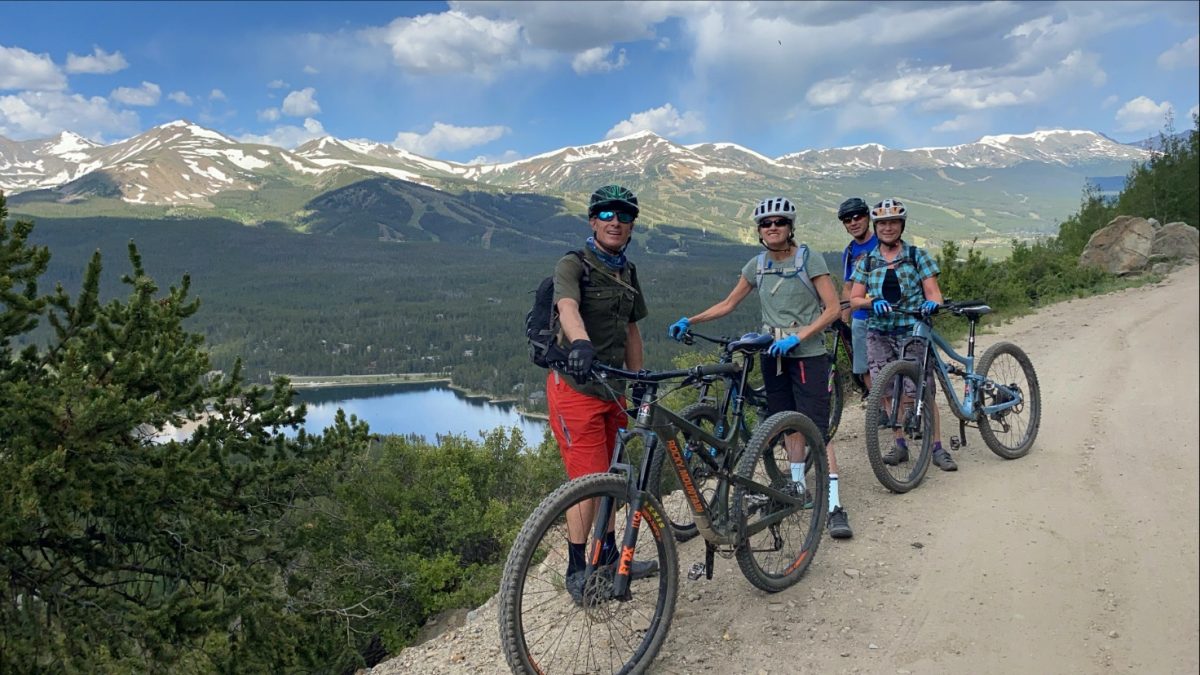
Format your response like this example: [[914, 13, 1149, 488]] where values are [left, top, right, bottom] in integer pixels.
[[611, 490, 645, 598]]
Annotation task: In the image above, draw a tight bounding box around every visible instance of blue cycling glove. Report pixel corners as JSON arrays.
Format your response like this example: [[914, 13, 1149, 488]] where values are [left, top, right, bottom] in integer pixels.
[[871, 298, 893, 316], [667, 316, 690, 341], [768, 334, 800, 356], [920, 300, 940, 317]]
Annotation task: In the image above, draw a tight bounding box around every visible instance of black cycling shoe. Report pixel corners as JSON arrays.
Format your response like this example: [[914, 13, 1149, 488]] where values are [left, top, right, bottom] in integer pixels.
[[565, 570, 587, 606], [882, 443, 909, 465], [932, 447, 958, 472], [828, 507, 853, 539], [629, 559, 659, 580]]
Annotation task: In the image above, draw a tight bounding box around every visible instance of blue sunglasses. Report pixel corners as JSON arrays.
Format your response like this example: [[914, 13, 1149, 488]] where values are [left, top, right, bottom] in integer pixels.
[[595, 210, 636, 224]]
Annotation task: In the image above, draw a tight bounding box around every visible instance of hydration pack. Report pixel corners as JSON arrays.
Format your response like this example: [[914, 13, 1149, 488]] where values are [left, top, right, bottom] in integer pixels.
[[754, 244, 822, 307]]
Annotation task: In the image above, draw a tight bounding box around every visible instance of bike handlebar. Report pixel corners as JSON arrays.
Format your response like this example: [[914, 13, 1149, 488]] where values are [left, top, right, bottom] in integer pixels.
[[593, 360, 744, 384], [885, 299, 988, 319]]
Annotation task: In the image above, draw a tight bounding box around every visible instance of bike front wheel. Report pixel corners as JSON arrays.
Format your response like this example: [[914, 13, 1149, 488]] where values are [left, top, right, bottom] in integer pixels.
[[732, 411, 828, 593], [977, 342, 1042, 459], [865, 359, 934, 493], [499, 473, 679, 674]]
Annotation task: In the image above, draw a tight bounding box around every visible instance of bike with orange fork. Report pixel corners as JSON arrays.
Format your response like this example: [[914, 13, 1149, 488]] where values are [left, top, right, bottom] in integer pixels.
[[498, 361, 829, 674]]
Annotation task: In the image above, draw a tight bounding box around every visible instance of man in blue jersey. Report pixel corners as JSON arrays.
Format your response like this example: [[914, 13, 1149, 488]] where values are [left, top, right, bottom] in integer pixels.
[[837, 197, 877, 393]]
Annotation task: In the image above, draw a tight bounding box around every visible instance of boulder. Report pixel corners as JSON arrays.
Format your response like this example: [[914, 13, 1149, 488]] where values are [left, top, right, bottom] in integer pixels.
[[1079, 216, 1156, 275], [1149, 221, 1199, 262]]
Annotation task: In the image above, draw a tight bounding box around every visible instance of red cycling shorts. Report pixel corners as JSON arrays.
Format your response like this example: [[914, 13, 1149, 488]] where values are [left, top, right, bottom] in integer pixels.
[[546, 370, 628, 480]]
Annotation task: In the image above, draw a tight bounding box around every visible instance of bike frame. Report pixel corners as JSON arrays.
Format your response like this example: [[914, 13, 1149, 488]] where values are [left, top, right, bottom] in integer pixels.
[[896, 313, 1026, 426], [586, 364, 806, 598]]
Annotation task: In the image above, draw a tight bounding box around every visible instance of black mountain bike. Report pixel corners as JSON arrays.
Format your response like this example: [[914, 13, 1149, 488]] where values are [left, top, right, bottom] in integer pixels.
[[499, 361, 829, 674], [824, 315, 870, 440], [865, 300, 1042, 492]]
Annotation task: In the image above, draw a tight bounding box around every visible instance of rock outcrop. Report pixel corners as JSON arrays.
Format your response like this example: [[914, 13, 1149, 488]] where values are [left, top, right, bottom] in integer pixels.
[[1079, 216, 1197, 275]]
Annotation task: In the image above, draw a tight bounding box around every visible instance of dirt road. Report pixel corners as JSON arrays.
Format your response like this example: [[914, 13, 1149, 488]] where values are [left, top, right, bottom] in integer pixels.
[[380, 265, 1199, 675]]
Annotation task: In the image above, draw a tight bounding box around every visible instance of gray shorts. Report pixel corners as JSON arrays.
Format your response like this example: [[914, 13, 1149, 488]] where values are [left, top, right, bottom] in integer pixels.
[[866, 332, 935, 397], [850, 317, 869, 375]]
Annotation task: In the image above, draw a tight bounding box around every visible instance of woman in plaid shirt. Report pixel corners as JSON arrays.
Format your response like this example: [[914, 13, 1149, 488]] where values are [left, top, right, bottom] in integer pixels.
[[847, 199, 957, 472]]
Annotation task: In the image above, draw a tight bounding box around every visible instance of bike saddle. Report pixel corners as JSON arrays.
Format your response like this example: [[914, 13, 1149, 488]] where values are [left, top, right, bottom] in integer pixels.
[[728, 332, 773, 354], [951, 301, 992, 319]]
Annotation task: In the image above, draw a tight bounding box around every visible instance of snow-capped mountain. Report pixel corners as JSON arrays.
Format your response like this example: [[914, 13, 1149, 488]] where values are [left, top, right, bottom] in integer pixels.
[[777, 130, 1146, 174], [0, 131, 104, 192], [3, 121, 333, 205], [294, 136, 462, 185], [0, 121, 1152, 244]]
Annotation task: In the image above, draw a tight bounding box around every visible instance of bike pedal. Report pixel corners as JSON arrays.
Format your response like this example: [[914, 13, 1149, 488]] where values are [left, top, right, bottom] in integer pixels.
[[687, 562, 705, 581], [950, 437, 961, 450]]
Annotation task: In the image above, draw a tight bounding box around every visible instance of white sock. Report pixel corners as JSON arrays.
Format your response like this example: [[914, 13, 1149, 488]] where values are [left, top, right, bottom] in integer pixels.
[[829, 474, 840, 511], [790, 462, 805, 487]]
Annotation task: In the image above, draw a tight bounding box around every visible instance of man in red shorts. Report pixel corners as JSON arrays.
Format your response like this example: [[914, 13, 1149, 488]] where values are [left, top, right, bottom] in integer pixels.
[[547, 184, 656, 602]]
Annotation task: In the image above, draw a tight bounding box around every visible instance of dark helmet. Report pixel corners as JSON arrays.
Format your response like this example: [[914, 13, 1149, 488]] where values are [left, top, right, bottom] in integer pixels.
[[588, 185, 639, 218], [837, 197, 870, 221]]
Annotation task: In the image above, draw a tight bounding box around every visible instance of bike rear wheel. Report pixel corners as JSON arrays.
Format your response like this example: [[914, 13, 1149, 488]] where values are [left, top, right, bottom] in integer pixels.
[[499, 474, 679, 675], [977, 342, 1042, 459], [732, 411, 828, 592], [826, 364, 845, 442], [865, 359, 934, 493]]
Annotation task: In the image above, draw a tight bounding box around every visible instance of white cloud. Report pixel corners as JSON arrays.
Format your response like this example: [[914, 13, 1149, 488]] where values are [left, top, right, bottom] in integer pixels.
[[467, 149, 522, 165], [237, 117, 325, 148], [0, 90, 138, 141], [453, 1, 675, 52], [807, 49, 1104, 115], [1101, 94, 1119, 109], [1157, 35, 1199, 70], [65, 46, 129, 74], [0, 45, 66, 90], [303, 65, 319, 75], [268, 79, 288, 89], [392, 121, 510, 156], [209, 89, 227, 101], [168, 91, 193, 105], [932, 113, 982, 133], [281, 87, 320, 116], [258, 107, 281, 122], [110, 81, 161, 106], [605, 103, 704, 140], [806, 78, 856, 107], [572, 46, 627, 74], [1115, 96, 1173, 133], [365, 10, 527, 78]]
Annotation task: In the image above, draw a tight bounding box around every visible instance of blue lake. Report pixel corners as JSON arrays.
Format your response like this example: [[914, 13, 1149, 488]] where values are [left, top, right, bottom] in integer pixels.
[[294, 383, 549, 444]]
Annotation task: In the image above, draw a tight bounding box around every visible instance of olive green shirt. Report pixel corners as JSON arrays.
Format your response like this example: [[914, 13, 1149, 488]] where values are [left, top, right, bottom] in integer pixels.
[[552, 249, 647, 399]]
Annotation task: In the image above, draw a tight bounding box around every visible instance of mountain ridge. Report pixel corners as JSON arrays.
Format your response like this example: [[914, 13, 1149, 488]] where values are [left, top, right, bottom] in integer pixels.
[[1, 120, 1150, 253]]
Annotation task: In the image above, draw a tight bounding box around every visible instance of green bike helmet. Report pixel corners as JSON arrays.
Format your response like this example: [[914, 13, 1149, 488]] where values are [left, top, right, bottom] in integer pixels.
[[588, 185, 639, 218]]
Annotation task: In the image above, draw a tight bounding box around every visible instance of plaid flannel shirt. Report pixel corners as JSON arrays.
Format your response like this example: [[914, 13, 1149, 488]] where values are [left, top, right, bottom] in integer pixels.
[[849, 239, 940, 334]]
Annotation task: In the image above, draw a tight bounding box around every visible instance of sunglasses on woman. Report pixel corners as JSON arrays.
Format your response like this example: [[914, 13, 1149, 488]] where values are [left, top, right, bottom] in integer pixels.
[[595, 210, 636, 224], [758, 218, 792, 229]]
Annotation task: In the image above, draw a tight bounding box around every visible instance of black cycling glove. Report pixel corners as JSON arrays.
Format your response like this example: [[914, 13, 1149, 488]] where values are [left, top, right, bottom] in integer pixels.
[[566, 339, 596, 382]]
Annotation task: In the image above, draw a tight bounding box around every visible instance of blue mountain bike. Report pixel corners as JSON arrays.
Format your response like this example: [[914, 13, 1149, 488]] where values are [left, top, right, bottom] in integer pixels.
[[865, 300, 1042, 493]]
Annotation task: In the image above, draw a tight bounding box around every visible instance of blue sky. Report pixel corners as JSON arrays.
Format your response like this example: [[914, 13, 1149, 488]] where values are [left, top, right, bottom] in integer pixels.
[[1, 1, 1197, 162]]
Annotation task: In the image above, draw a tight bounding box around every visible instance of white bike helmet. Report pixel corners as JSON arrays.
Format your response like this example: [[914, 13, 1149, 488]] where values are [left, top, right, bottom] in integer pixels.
[[752, 196, 796, 225], [870, 198, 907, 225]]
